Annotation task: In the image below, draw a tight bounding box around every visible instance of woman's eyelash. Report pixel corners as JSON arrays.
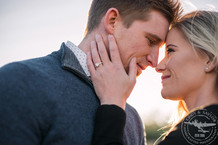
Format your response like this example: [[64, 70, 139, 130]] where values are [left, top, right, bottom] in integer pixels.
[[166, 48, 174, 53]]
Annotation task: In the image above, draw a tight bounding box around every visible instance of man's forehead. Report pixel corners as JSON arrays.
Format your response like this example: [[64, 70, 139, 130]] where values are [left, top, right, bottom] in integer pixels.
[[144, 11, 170, 42]]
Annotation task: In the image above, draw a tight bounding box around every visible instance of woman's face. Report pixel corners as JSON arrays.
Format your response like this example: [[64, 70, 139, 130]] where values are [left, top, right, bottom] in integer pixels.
[[156, 28, 208, 100]]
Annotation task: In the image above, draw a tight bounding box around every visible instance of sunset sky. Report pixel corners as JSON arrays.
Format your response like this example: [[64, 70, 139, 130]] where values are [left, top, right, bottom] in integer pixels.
[[0, 0, 217, 125]]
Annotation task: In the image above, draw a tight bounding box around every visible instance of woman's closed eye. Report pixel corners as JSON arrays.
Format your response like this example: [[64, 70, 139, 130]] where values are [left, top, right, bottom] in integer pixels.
[[166, 48, 175, 54]]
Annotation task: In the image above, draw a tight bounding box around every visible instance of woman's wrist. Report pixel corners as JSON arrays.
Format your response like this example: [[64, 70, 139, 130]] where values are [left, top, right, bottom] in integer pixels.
[[100, 98, 126, 110]]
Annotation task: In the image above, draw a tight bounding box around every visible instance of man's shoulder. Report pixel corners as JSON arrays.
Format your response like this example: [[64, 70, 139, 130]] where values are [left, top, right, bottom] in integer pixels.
[[125, 103, 144, 129], [0, 51, 61, 94], [0, 50, 60, 75], [124, 103, 145, 145], [125, 103, 141, 117], [0, 61, 34, 81], [125, 103, 144, 128]]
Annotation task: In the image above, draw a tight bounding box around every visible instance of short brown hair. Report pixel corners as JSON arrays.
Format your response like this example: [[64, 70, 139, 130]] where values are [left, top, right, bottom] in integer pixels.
[[85, 0, 182, 35]]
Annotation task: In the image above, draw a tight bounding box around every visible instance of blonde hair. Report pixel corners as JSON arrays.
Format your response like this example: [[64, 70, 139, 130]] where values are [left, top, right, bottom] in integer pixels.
[[161, 10, 218, 140], [174, 11, 218, 71]]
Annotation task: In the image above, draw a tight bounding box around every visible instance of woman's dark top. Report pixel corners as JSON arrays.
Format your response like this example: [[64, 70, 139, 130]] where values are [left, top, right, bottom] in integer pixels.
[[92, 104, 218, 145]]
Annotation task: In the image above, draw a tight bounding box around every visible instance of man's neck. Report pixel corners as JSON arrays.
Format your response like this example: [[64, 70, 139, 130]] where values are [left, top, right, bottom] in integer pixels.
[[78, 30, 109, 54], [78, 35, 93, 54]]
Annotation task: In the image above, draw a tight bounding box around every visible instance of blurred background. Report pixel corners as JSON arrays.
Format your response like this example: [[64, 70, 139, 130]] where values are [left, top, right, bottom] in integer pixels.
[[0, 0, 217, 144]]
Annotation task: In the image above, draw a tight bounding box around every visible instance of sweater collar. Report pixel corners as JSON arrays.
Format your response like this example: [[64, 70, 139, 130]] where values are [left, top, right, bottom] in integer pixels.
[[60, 42, 93, 87]]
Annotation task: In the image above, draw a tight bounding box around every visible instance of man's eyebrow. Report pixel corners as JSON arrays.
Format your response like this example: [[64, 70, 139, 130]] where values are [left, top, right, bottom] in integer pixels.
[[166, 44, 178, 48], [146, 33, 162, 43]]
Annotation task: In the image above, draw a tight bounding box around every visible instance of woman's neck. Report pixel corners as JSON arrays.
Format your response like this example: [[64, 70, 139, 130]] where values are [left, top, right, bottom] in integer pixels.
[[184, 83, 218, 111]]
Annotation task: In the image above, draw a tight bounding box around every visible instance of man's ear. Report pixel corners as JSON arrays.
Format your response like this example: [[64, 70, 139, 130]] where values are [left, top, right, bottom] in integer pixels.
[[104, 8, 120, 34], [205, 59, 217, 73]]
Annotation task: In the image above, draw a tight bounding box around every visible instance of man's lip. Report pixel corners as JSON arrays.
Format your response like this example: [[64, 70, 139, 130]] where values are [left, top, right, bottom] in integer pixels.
[[136, 65, 142, 76], [137, 64, 146, 70], [161, 75, 171, 80]]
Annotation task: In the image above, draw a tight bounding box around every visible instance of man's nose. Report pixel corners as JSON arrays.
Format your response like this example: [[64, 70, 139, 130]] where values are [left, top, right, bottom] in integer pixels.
[[146, 47, 159, 67]]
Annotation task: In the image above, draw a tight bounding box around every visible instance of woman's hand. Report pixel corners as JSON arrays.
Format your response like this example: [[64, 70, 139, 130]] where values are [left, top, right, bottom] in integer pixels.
[[87, 34, 137, 110]]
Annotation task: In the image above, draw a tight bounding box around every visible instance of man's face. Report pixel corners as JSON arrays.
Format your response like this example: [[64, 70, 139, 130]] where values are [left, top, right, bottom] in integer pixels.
[[113, 10, 169, 76]]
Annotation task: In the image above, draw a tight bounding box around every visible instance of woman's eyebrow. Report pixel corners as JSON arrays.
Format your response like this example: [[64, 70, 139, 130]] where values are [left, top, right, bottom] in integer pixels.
[[166, 44, 178, 48]]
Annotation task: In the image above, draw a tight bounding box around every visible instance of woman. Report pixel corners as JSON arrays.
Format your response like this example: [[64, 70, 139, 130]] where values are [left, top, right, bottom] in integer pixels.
[[87, 10, 218, 145]]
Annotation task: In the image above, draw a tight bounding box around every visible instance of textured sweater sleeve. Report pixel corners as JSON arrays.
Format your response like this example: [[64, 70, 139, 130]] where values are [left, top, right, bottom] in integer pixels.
[[92, 105, 126, 145], [0, 63, 42, 145]]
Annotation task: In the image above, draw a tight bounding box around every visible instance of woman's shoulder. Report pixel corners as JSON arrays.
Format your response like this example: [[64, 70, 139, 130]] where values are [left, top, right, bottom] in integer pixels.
[[180, 104, 218, 144], [203, 104, 218, 116], [159, 104, 218, 145]]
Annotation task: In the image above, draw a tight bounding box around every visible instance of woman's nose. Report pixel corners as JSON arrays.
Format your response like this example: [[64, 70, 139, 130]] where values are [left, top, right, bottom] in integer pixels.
[[155, 59, 166, 73]]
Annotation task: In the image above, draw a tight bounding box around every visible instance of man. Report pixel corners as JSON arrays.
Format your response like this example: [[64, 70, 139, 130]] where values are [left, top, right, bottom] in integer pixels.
[[0, 0, 181, 145]]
